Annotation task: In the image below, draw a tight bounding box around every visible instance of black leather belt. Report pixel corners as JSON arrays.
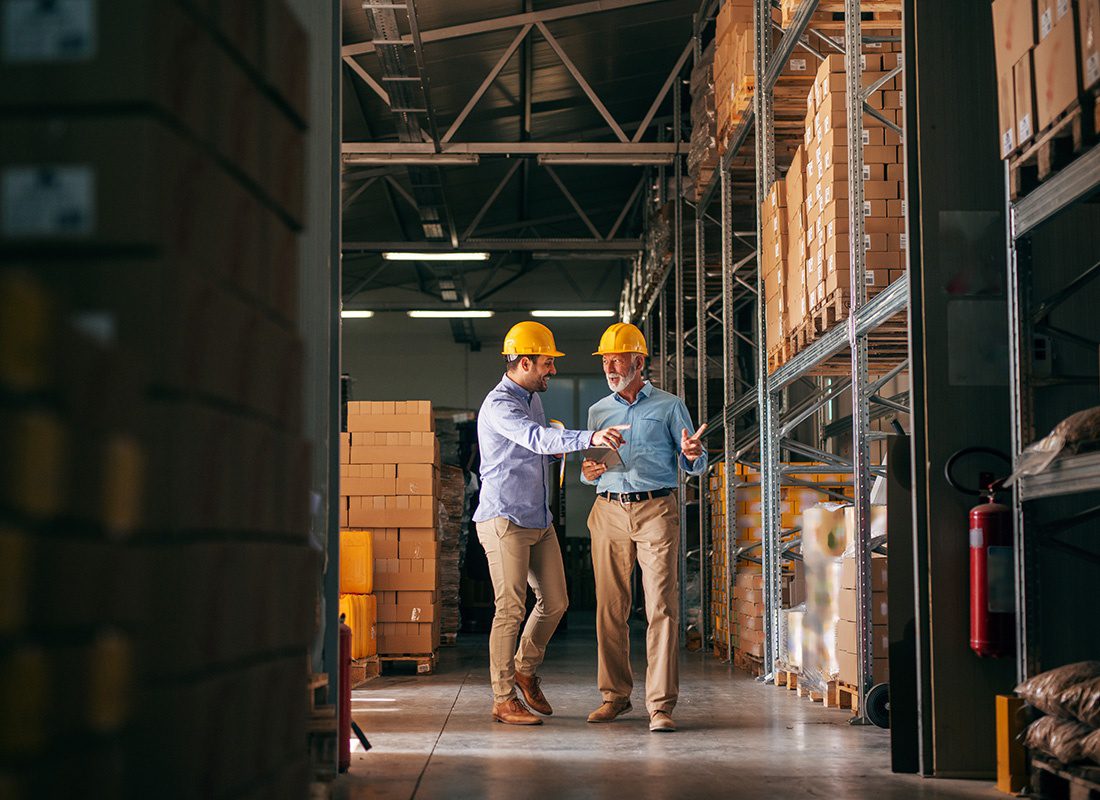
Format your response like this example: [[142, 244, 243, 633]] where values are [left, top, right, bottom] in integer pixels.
[[598, 488, 674, 503]]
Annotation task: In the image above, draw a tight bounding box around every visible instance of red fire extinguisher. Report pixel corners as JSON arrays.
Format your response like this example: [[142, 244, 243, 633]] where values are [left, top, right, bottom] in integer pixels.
[[339, 614, 352, 773], [945, 447, 1015, 658]]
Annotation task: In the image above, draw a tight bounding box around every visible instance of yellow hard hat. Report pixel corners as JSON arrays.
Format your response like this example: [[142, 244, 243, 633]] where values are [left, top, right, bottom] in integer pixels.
[[501, 320, 564, 357], [593, 322, 649, 356]]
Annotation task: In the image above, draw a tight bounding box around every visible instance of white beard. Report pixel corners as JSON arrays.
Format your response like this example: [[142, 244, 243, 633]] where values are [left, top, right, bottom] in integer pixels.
[[606, 363, 639, 393]]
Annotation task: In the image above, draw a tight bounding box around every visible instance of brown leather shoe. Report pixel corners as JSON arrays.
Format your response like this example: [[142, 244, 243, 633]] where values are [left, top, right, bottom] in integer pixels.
[[514, 671, 552, 716], [492, 698, 543, 726], [586, 699, 632, 723], [649, 711, 677, 732]]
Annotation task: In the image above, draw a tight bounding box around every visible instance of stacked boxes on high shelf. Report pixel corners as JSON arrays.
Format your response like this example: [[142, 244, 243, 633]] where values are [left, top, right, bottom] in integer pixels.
[[992, 0, 1098, 198], [835, 507, 889, 688], [709, 462, 851, 673], [341, 401, 442, 659], [688, 40, 719, 200], [762, 180, 790, 370], [0, 2, 314, 795]]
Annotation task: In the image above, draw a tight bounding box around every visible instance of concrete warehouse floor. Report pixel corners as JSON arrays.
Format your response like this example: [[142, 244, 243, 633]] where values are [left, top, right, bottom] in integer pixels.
[[334, 614, 1001, 800]]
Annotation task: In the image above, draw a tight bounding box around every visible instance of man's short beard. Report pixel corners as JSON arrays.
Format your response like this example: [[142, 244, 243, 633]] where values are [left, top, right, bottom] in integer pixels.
[[606, 361, 639, 392]]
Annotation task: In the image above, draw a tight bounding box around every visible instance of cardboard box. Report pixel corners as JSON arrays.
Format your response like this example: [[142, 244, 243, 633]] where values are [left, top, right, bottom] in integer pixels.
[[837, 649, 888, 685], [340, 433, 350, 464], [372, 557, 439, 591], [377, 601, 439, 623], [836, 619, 889, 655], [1037, 0, 1073, 40], [339, 497, 349, 528], [0, 0, 214, 138], [349, 431, 439, 465], [838, 588, 889, 624], [1014, 53, 1036, 147], [377, 620, 439, 655], [372, 528, 399, 560], [340, 464, 397, 497], [1080, 0, 1100, 90], [348, 495, 437, 528], [992, 0, 1036, 76], [396, 463, 437, 496], [399, 529, 437, 559], [346, 401, 434, 432], [1033, 12, 1080, 130], [840, 553, 889, 591]]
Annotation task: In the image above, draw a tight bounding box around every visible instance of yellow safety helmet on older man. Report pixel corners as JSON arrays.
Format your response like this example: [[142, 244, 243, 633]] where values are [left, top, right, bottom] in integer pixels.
[[501, 320, 565, 357], [593, 322, 649, 356]]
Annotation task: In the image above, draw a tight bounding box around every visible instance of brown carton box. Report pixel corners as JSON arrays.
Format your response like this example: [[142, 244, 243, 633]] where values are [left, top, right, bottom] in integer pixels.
[[399, 539, 438, 560], [992, 0, 1036, 76], [838, 587, 889, 624], [348, 495, 438, 528], [377, 601, 439, 623], [840, 553, 889, 591], [340, 464, 397, 497], [836, 619, 890, 655], [1036, 0, 1073, 41], [837, 649, 888, 685], [1080, 0, 1100, 90], [349, 431, 439, 465], [340, 433, 351, 464], [378, 620, 439, 655], [372, 557, 439, 592], [396, 463, 438, 496], [372, 528, 400, 559], [1033, 13, 1080, 130], [1014, 52, 1037, 147], [339, 497, 349, 528]]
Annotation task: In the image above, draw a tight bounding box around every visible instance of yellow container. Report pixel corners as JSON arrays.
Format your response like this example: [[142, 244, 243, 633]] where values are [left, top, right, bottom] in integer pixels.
[[339, 529, 374, 594], [339, 593, 378, 659]]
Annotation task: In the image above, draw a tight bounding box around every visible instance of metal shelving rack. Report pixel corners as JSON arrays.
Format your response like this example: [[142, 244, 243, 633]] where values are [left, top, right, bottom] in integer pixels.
[[626, 0, 913, 723], [1006, 142, 1100, 682]]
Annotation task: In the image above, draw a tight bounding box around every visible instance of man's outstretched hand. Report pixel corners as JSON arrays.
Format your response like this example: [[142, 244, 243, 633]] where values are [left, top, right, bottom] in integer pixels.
[[681, 423, 707, 460]]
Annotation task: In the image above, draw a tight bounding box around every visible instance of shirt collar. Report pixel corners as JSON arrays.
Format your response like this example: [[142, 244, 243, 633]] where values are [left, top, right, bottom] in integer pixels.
[[501, 374, 533, 402], [613, 380, 653, 406]]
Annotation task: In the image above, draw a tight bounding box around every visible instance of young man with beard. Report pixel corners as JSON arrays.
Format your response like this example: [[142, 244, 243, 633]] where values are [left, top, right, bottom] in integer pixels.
[[580, 322, 707, 733], [474, 320, 629, 726]]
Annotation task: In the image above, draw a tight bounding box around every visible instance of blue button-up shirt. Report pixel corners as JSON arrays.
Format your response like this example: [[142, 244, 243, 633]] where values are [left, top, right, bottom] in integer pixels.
[[582, 381, 707, 493], [474, 375, 595, 529]]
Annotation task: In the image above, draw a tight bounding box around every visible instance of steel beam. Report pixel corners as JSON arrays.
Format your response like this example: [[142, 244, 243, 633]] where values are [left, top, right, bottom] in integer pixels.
[[442, 24, 533, 144], [462, 159, 524, 240], [341, 238, 641, 253], [343, 141, 682, 155], [544, 165, 604, 240]]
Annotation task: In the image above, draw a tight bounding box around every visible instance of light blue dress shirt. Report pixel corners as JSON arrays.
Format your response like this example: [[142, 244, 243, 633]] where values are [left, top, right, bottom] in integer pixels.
[[473, 374, 595, 529], [582, 381, 707, 493]]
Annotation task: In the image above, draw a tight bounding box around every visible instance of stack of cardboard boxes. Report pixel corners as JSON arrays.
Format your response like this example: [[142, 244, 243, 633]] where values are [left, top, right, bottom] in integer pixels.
[[341, 401, 442, 657], [762, 180, 790, 364], [993, 0, 1098, 165], [0, 1, 314, 795], [688, 41, 720, 200], [836, 507, 890, 686], [709, 461, 848, 672]]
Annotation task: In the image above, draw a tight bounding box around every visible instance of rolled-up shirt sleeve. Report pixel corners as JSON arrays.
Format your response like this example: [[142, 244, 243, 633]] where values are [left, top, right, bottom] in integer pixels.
[[670, 399, 708, 476], [486, 396, 594, 455]]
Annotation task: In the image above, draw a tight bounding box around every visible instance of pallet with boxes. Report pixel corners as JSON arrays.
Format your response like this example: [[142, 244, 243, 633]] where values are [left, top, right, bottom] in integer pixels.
[[0, 2, 315, 795], [764, 46, 910, 374], [708, 461, 852, 672], [340, 401, 443, 668], [993, 0, 1100, 200]]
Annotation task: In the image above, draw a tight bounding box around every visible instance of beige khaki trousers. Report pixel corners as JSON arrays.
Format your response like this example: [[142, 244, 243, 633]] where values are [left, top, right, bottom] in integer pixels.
[[475, 517, 569, 704], [588, 493, 680, 715]]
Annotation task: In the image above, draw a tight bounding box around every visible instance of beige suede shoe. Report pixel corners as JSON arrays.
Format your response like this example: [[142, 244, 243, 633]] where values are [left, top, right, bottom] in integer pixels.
[[586, 699, 633, 723], [649, 711, 677, 732]]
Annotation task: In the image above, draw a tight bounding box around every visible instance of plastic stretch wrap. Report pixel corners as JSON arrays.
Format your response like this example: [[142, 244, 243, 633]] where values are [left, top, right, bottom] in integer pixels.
[[1007, 406, 1100, 485], [1059, 676, 1100, 728], [781, 604, 806, 669], [1023, 715, 1094, 764], [1017, 662, 1100, 718], [799, 504, 847, 694]]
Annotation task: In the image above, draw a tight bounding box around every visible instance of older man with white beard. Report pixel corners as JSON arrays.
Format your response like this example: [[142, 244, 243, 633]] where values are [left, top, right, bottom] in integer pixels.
[[580, 323, 707, 733]]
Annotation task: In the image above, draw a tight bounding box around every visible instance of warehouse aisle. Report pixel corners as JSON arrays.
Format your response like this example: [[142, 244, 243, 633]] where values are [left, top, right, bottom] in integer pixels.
[[334, 614, 998, 800]]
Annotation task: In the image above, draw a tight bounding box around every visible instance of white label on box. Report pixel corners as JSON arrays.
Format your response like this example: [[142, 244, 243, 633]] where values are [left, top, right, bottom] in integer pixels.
[[863, 164, 871, 181], [772, 216, 779, 233], [1056, 0, 1070, 20], [824, 150, 832, 170], [824, 185, 832, 204], [817, 218, 824, 239], [805, 127, 812, 146], [1018, 113, 1033, 143], [866, 271, 876, 286], [901, 199, 907, 216], [863, 200, 872, 217], [826, 220, 834, 238], [775, 241, 781, 260], [898, 51, 904, 68], [864, 234, 871, 250], [1040, 8, 1053, 39], [860, 54, 867, 70], [2, 166, 94, 237], [2, 0, 95, 62], [1088, 54, 1100, 87], [862, 128, 871, 146], [791, 58, 807, 71]]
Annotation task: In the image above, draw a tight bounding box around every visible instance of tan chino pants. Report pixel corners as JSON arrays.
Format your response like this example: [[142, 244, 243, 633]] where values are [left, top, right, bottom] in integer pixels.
[[476, 517, 569, 704], [588, 493, 680, 715]]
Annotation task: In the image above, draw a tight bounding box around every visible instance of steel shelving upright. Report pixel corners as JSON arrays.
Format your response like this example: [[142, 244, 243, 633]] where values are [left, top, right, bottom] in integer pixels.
[[1006, 143, 1100, 683]]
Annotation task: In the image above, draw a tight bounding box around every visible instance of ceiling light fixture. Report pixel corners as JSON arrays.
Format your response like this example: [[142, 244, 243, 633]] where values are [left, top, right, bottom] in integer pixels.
[[341, 310, 376, 318], [530, 309, 617, 318], [536, 154, 675, 166], [407, 310, 494, 319], [383, 251, 491, 262]]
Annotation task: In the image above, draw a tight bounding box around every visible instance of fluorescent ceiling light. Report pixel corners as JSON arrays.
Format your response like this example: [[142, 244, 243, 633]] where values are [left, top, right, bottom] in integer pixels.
[[407, 310, 494, 319], [341, 310, 375, 318], [530, 309, 617, 318], [383, 251, 491, 262]]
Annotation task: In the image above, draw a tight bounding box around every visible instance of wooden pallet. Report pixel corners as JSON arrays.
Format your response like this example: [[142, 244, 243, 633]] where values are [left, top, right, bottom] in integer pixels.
[[349, 656, 380, 688], [774, 667, 799, 690], [380, 652, 437, 675], [439, 631, 458, 647], [1029, 755, 1100, 799], [835, 681, 860, 714], [1009, 96, 1097, 201]]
